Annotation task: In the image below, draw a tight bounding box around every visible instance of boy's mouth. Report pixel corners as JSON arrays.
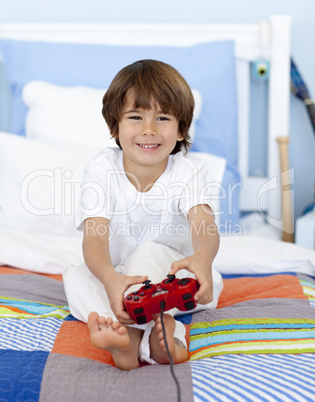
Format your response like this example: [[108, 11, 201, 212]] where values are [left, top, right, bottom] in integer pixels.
[[138, 143, 160, 149]]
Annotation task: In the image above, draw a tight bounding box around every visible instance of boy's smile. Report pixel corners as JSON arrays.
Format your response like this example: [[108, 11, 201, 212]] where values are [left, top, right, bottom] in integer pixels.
[[116, 91, 183, 190]]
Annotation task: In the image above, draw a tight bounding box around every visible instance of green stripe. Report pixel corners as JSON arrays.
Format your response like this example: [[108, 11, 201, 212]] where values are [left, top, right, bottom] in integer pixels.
[[190, 346, 315, 360], [190, 340, 315, 360], [0, 295, 68, 309], [302, 288, 315, 297], [191, 318, 315, 330], [190, 328, 315, 342], [1, 308, 70, 320]]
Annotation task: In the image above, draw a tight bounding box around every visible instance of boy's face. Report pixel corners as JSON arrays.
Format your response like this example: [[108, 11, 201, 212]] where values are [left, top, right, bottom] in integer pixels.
[[117, 90, 183, 175]]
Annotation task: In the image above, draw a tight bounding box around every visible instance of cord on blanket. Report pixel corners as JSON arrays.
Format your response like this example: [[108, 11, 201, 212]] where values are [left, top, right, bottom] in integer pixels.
[[160, 301, 181, 402]]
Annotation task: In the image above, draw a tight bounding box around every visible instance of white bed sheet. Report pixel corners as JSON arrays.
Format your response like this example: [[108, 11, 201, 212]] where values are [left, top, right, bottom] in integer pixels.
[[1, 225, 314, 277], [0, 227, 83, 274]]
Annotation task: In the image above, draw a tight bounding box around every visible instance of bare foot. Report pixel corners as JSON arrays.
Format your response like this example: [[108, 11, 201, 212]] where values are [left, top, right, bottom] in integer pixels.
[[87, 312, 142, 370], [149, 314, 188, 364]]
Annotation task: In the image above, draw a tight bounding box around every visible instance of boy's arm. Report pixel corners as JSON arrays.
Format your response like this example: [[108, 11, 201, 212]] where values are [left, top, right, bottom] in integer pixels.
[[83, 217, 147, 324], [83, 217, 114, 283], [169, 204, 219, 304]]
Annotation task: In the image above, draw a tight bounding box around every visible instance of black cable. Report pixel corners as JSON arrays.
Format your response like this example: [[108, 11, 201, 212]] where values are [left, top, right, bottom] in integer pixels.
[[160, 301, 181, 402]]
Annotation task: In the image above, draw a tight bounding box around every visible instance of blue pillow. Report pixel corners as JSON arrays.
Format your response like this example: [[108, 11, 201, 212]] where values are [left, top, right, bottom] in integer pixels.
[[0, 39, 240, 228]]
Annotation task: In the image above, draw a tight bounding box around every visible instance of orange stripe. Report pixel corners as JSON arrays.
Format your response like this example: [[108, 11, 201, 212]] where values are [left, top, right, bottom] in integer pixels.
[[218, 275, 307, 308]]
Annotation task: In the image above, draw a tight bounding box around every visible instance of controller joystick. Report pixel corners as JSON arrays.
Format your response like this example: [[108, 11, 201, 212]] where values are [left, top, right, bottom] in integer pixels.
[[142, 279, 152, 289], [124, 275, 199, 325], [166, 274, 176, 283]]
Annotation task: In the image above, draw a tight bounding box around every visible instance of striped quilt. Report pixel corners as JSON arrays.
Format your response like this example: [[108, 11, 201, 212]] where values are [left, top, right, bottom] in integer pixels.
[[1, 265, 315, 401]]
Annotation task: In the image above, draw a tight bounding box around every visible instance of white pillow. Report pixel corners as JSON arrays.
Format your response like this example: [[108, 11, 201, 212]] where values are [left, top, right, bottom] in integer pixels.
[[0, 226, 83, 274], [22, 81, 202, 147], [0, 131, 100, 237], [214, 235, 315, 277]]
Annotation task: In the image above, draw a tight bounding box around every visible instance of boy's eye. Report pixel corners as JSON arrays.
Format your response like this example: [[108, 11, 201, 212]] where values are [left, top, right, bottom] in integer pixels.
[[157, 116, 170, 121], [128, 115, 142, 120]]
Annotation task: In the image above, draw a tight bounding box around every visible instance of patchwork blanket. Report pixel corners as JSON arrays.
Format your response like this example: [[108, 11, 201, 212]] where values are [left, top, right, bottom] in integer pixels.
[[1, 265, 315, 401]]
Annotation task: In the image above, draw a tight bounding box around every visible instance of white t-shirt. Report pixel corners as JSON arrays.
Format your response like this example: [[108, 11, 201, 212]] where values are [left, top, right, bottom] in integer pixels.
[[77, 148, 213, 267]]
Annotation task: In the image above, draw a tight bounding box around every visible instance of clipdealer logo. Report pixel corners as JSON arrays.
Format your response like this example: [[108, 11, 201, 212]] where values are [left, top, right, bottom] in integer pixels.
[[20, 167, 225, 218], [19, 166, 293, 235]]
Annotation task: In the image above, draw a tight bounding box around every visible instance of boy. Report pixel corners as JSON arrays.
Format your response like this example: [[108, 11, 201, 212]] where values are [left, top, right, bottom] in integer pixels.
[[63, 59, 223, 370]]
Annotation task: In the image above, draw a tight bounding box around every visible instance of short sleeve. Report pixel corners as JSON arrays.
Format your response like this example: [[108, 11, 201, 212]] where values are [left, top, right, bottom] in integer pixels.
[[178, 159, 213, 217], [75, 158, 115, 230]]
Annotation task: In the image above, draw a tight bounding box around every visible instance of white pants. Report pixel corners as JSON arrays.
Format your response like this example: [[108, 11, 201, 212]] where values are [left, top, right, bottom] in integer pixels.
[[63, 241, 223, 364]]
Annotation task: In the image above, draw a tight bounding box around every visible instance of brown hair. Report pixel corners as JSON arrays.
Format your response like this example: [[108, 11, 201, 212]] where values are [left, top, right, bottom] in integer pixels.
[[102, 59, 194, 154]]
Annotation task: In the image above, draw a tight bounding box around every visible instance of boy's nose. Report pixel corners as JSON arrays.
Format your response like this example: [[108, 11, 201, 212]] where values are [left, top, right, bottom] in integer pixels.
[[141, 125, 157, 136]]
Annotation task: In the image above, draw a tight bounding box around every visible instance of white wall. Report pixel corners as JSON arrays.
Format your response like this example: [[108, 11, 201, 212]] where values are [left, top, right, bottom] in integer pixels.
[[1, 0, 314, 220]]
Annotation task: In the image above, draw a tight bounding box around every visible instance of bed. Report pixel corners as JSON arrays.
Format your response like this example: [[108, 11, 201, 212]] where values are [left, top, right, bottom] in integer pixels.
[[0, 16, 315, 402]]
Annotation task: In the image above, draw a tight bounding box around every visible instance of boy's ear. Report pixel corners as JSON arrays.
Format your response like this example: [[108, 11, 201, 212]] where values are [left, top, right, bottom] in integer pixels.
[[177, 131, 184, 141]]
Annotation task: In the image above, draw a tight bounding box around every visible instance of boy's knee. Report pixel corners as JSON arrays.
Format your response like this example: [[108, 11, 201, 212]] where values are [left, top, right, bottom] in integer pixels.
[[133, 241, 183, 268], [132, 240, 162, 257]]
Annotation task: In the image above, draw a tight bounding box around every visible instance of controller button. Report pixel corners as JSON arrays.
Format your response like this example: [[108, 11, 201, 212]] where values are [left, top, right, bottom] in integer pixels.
[[179, 278, 190, 285], [184, 301, 195, 310], [133, 291, 138, 295], [182, 293, 192, 301], [134, 307, 144, 315], [134, 296, 139, 301], [137, 315, 147, 324], [127, 296, 132, 300], [140, 292, 145, 296], [165, 274, 176, 283]]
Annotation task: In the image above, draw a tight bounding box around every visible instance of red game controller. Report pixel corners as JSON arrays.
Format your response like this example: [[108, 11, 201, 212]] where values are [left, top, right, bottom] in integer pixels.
[[124, 274, 199, 324]]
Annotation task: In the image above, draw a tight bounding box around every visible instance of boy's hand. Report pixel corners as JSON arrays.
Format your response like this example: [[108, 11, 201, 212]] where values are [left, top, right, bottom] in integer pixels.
[[168, 249, 213, 305], [104, 271, 148, 324]]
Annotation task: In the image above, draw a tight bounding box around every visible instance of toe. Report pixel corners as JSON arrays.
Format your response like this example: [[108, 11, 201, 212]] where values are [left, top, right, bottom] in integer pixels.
[[112, 321, 120, 330], [117, 325, 128, 336], [88, 312, 100, 333]]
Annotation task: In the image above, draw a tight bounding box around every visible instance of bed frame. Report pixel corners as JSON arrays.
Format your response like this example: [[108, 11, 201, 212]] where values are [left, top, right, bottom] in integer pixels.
[[0, 15, 292, 238]]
